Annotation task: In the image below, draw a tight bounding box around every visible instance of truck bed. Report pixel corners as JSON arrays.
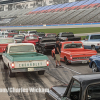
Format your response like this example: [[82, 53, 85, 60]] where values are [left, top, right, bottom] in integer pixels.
[[3, 52, 48, 62]]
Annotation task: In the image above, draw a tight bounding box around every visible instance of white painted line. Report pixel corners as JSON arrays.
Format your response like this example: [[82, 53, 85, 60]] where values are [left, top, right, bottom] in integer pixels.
[[62, 66, 81, 75]]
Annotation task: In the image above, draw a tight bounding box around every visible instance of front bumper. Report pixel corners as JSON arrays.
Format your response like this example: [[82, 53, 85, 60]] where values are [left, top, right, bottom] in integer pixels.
[[68, 59, 89, 64], [11, 66, 49, 73]]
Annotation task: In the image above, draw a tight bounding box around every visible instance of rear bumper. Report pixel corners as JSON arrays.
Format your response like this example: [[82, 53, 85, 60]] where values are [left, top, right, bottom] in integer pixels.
[[68, 59, 89, 63], [11, 66, 49, 73]]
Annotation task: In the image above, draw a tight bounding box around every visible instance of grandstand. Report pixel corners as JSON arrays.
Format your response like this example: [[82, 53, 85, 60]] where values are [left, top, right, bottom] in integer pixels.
[[0, 0, 100, 26]]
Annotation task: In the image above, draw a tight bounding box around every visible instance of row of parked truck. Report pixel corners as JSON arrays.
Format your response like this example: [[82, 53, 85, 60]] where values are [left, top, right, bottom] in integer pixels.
[[0, 29, 100, 100]]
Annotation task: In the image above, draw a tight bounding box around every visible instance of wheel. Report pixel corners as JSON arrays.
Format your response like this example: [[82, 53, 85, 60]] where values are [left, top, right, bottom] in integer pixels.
[[9, 68, 15, 77], [38, 71, 45, 75], [92, 62, 99, 72], [3, 61, 8, 69], [91, 45, 95, 50], [64, 57, 71, 65]]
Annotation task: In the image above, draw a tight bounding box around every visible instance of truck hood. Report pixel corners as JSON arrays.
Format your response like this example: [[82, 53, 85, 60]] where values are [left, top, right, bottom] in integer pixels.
[[51, 85, 67, 97], [41, 42, 56, 45]]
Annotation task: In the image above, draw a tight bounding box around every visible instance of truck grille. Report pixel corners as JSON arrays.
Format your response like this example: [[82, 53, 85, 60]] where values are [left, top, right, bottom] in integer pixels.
[[73, 56, 90, 60]]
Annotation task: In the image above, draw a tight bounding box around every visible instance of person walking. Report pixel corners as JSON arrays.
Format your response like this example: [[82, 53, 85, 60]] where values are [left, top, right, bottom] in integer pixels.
[[55, 38, 61, 68]]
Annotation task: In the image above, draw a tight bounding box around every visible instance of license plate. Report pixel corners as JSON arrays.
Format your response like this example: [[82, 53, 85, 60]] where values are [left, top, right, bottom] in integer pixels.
[[82, 61, 87, 63], [28, 68, 34, 71]]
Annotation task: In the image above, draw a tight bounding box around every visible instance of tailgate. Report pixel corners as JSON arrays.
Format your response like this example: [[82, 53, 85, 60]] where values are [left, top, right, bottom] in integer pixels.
[[14, 60, 47, 68]]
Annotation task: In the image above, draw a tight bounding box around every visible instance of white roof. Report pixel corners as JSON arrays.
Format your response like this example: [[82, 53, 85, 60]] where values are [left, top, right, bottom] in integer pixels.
[[8, 43, 34, 46]]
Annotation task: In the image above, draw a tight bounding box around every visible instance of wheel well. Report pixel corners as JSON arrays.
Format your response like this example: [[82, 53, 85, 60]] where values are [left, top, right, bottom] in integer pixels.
[[64, 56, 66, 61], [91, 61, 95, 68], [91, 45, 95, 47]]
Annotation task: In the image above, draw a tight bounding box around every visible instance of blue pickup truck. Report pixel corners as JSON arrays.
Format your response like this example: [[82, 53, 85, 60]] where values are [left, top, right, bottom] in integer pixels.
[[81, 34, 100, 50]]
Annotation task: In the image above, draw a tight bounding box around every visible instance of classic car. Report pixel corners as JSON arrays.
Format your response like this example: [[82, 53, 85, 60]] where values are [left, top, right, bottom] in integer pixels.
[[2, 43, 49, 77], [35, 32, 45, 40], [14, 34, 25, 43], [7, 33, 19, 37], [89, 55, 100, 72], [19, 31, 27, 36], [45, 33, 57, 37], [22, 35, 39, 45], [52, 41, 97, 64], [35, 37, 56, 54], [0, 38, 15, 55], [57, 32, 81, 41], [45, 73, 100, 100], [81, 34, 100, 51]]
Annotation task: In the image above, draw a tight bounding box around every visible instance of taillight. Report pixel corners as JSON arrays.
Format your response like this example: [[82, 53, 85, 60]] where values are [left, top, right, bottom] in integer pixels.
[[97, 43, 100, 45], [11, 63, 15, 68], [47, 61, 49, 66]]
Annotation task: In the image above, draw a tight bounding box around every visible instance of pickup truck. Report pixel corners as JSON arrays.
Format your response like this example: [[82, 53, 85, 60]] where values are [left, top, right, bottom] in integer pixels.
[[22, 35, 39, 45], [35, 37, 56, 54], [81, 34, 100, 51], [7, 33, 19, 37], [52, 41, 97, 64], [57, 32, 81, 41], [0, 38, 15, 55], [45, 73, 100, 100], [2, 43, 49, 77]]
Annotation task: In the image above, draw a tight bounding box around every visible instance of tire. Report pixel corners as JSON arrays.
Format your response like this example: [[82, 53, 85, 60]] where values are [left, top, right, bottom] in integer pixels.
[[64, 57, 71, 65], [9, 68, 15, 77], [38, 71, 45, 75], [91, 45, 95, 50], [3, 61, 8, 69], [92, 62, 99, 72]]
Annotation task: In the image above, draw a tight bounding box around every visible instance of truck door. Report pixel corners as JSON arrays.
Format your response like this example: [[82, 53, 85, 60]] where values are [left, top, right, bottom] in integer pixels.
[[83, 35, 90, 49], [64, 79, 81, 100]]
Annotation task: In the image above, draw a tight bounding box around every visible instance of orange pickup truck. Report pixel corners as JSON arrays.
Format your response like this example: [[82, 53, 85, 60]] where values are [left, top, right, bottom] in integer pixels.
[[52, 41, 97, 65]]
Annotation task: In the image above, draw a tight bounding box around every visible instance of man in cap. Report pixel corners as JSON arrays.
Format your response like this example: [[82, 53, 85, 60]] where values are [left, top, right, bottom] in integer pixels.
[[55, 38, 61, 68]]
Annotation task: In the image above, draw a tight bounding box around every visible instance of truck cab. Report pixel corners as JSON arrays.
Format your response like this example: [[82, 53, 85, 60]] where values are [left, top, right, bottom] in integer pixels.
[[45, 74, 100, 100]]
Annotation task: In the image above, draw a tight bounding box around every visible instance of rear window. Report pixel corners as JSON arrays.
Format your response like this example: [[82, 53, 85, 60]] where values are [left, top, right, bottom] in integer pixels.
[[64, 43, 83, 49], [0, 39, 14, 44], [9, 45, 34, 53]]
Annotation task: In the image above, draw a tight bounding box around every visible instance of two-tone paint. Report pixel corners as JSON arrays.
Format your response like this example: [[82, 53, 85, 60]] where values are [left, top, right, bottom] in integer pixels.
[[52, 41, 97, 64]]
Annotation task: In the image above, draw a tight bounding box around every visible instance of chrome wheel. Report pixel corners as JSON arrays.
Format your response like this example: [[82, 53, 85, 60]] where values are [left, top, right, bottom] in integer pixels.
[[92, 63, 98, 72]]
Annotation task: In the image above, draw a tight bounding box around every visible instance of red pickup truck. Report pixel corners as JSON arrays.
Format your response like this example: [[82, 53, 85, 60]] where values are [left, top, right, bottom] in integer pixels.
[[52, 41, 97, 64], [22, 35, 39, 45], [7, 33, 19, 37], [0, 38, 14, 55]]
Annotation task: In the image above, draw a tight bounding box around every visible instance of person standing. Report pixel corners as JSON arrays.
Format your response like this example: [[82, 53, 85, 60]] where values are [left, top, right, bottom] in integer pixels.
[[55, 38, 61, 68]]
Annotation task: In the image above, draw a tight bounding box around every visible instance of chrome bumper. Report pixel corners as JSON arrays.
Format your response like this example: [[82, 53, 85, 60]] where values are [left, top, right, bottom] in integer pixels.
[[68, 60, 89, 63]]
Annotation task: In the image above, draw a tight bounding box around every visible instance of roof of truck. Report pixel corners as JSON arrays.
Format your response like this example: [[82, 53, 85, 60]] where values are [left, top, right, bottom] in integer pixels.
[[8, 43, 34, 46], [73, 73, 100, 83]]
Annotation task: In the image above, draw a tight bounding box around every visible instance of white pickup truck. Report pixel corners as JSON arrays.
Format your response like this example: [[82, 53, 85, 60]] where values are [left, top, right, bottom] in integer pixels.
[[2, 43, 49, 77], [81, 34, 100, 51]]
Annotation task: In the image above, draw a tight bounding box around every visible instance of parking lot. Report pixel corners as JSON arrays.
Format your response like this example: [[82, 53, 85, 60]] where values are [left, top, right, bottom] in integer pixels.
[[0, 52, 93, 100]]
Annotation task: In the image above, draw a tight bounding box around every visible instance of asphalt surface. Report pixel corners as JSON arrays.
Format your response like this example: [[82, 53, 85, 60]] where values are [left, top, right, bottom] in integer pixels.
[[0, 52, 93, 100]]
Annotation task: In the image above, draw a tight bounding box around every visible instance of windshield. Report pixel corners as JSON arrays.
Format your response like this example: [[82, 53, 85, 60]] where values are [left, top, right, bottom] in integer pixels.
[[26, 36, 38, 40], [47, 34, 56, 37], [9, 45, 35, 53], [90, 35, 100, 39], [8, 33, 18, 37], [64, 43, 83, 49], [0, 39, 14, 44], [36, 33, 45, 37]]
